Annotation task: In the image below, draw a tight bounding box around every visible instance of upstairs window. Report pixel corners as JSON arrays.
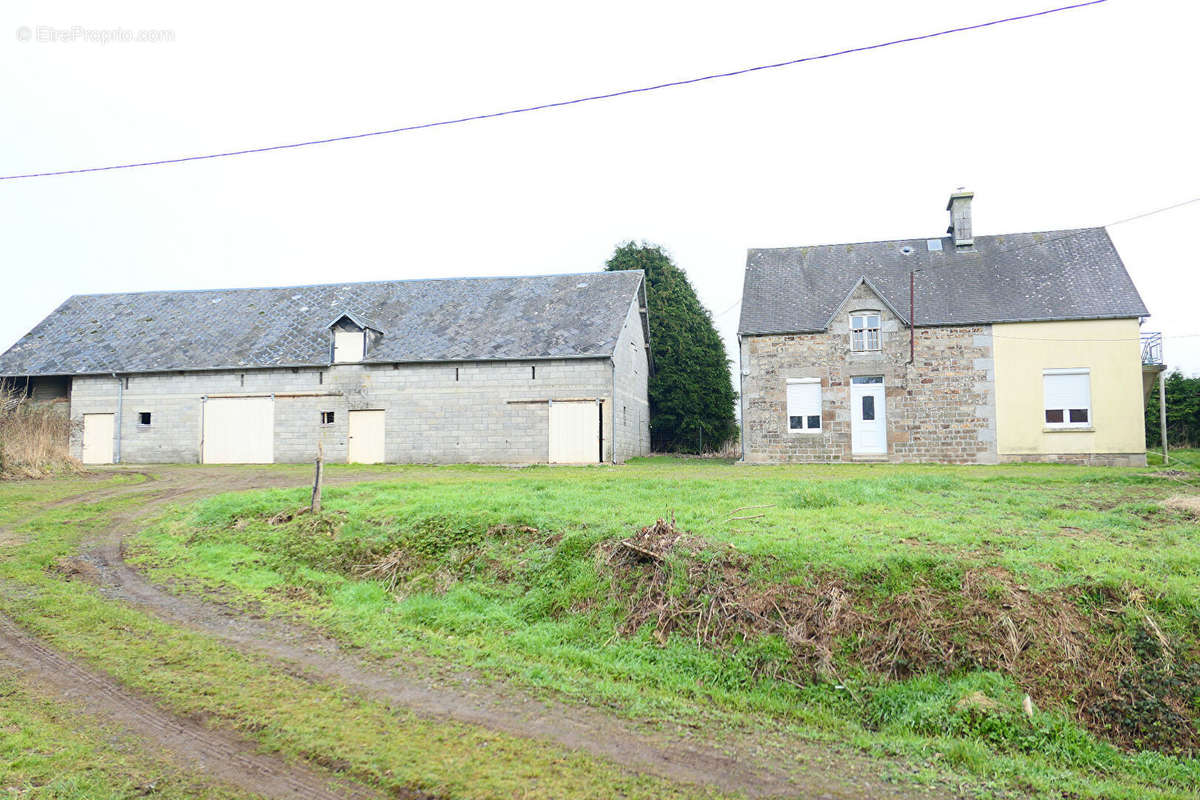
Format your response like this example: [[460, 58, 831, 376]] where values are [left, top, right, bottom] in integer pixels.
[[850, 312, 881, 352], [1044, 369, 1091, 427], [333, 329, 365, 363], [786, 378, 822, 432]]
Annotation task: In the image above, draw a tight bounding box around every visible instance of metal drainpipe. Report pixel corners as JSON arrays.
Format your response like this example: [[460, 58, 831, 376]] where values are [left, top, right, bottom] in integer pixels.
[[610, 358, 616, 463], [112, 373, 123, 464]]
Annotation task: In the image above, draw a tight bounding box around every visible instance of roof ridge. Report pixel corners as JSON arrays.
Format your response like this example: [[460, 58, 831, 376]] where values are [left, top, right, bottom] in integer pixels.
[[747, 227, 1103, 254], [65, 269, 642, 301]]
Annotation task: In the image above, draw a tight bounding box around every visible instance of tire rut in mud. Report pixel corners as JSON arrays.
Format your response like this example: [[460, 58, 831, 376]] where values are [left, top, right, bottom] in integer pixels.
[[0, 613, 384, 800]]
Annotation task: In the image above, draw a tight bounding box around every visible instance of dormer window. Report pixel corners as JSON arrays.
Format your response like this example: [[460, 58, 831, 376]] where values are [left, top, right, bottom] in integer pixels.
[[850, 311, 881, 352], [328, 313, 378, 364]]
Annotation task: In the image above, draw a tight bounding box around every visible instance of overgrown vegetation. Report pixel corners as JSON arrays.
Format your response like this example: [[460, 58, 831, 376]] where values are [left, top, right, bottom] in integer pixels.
[[131, 460, 1200, 799], [605, 242, 737, 452], [0, 382, 79, 478]]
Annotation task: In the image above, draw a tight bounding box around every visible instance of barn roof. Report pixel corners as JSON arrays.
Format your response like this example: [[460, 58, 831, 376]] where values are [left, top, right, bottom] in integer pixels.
[[738, 227, 1148, 336], [0, 271, 646, 377]]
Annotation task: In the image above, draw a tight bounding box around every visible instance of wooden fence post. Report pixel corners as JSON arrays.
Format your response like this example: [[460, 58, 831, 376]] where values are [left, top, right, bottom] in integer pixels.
[[311, 442, 324, 514]]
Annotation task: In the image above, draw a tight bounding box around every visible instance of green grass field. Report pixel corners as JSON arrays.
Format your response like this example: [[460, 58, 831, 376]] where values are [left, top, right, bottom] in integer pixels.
[[123, 457, 1200, 799]]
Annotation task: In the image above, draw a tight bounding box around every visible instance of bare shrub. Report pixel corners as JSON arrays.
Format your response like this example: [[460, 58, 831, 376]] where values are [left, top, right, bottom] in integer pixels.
[[0, 381, 81, 478]]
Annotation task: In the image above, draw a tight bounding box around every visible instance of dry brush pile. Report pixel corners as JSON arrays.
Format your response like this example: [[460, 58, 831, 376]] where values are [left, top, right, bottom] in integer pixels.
[[599, 516, 1200, 754], [0, 383, 80, 478]]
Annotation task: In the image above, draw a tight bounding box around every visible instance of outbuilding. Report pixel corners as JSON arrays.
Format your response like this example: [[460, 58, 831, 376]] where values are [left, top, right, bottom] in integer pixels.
[[0, 271, 651, 465]]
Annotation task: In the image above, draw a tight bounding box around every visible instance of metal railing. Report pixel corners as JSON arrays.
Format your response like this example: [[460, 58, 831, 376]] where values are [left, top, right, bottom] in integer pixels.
[[1141, 331, 1163, 366]]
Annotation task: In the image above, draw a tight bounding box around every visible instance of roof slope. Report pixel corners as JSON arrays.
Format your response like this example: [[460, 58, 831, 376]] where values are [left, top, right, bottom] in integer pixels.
[[0, 271, 644, 377], [739, 228, 1148, 335]]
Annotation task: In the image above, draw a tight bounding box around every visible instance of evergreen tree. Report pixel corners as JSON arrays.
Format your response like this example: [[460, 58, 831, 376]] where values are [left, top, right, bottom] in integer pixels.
[[1145, 370, 1200, 448], [605, 242, 737, 453]]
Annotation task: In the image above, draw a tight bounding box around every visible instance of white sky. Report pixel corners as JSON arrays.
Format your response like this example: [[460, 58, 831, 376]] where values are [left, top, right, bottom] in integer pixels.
[[2, 1, 1198, 376]]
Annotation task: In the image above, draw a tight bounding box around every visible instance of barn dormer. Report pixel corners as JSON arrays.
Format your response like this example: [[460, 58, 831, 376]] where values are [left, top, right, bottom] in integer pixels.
[[327, 313, 379, 363]]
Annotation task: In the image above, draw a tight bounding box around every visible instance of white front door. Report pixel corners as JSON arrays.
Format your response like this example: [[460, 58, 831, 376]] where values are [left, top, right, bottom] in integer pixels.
[[850, 377, 887, 456], [347, 409, 386, 464], [81, 413, 115, 464], [548, 400, 600, 463], [202, 397, 275, 463]]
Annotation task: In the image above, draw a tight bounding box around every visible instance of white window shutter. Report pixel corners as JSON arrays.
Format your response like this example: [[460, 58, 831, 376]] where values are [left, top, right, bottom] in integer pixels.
[[1044, 371, 1089, 410], [786, 379, 821, 430]]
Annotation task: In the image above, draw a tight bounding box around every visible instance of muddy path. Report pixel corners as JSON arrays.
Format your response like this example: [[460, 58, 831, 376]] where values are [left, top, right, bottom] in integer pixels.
[[5, 466, 950, 800], [0, 613, 385, 800]]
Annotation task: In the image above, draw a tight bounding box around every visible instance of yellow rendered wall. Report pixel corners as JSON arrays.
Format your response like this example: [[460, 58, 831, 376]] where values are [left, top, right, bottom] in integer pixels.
[[993, 318, 1145, 455]]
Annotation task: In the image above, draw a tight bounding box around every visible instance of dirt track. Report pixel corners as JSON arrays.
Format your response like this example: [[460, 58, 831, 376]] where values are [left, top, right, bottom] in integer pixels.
[[1, 466, 950, 799]]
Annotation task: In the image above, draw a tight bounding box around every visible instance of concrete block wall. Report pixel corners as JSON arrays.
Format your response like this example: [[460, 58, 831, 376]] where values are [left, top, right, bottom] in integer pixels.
[[741, 282, 999, 464], [68, 356, 640, 464], [611, 295, 651, 462]]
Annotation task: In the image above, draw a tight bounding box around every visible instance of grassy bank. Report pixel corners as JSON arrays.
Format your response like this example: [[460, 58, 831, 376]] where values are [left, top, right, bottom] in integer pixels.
[[0, 488, 738, 799], [129, 459, 1200, 799]]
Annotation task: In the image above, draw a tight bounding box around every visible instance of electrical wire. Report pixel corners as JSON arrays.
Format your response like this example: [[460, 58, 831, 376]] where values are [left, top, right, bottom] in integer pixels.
[[0, 0, 1106, 182]]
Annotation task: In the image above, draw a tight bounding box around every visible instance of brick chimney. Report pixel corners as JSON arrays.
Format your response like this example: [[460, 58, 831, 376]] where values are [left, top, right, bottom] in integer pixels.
[[946, 188, 974, 247]]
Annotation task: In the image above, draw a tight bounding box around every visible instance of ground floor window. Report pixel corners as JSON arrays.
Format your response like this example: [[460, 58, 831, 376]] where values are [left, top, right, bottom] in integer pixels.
[[1043, 368, 1091, 427], [786, 378, 821, 431]]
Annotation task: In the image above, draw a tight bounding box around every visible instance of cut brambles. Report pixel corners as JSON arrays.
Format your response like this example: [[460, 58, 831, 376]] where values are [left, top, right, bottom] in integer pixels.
[[601, 517, 1200, 754]]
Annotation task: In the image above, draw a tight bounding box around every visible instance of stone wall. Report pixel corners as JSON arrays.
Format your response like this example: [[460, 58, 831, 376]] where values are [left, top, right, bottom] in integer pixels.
[[741, 282, 998, 464], [69, 342, 650, 464]]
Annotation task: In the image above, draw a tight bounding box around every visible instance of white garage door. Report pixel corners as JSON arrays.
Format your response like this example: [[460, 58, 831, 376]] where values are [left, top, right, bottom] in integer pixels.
[[347, 409, 385, 464], [81, 413, 115, 464], [202, 397, 274, 464], [548, 400, 600, 464]]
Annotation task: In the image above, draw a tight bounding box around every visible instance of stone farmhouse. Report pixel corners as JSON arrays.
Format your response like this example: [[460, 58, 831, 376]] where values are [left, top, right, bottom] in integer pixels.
[[737, 190, 1163, 466], [0, 271, 651, 465]]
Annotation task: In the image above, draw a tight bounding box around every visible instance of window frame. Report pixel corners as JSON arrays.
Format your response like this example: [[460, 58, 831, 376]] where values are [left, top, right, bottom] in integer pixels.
[[786, 378, 822, 434], [320, 411, 336, 426], [137, 411, 152, 427], [849, 310, 882, 352], [1042, 368, 1092, 429]]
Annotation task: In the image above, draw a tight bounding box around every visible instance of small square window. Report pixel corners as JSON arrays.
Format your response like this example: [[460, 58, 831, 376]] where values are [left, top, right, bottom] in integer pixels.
[[1069, 408, 1089, 424], [138, 412, 151, 426], [1045, 409, 1064, 424], [321, 411, 335, 425], [806, 414, 820, 429]]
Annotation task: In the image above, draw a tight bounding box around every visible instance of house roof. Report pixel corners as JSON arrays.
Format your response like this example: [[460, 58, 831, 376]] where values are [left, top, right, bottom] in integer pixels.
[[738, 227, 1149, 336], [0, 271, 645, 377]]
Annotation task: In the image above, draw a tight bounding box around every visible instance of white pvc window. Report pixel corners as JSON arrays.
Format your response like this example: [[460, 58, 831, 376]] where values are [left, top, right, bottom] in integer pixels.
[[333, 330, 365, 363], [786, 378, 822, 432], [851, 312, 881, 352], [1043, 368, 1091, 427]]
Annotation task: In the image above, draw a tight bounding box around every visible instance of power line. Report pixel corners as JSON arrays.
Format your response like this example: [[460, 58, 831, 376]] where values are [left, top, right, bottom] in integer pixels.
[[0, 0, 1107, 182]]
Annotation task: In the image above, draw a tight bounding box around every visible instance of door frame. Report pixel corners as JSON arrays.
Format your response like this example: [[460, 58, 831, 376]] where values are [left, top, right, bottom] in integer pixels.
[[849, 376, 887, 456]]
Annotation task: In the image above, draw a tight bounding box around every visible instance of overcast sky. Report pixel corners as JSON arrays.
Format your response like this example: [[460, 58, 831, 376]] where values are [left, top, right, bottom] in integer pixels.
[[2, 0, 1197, 376]]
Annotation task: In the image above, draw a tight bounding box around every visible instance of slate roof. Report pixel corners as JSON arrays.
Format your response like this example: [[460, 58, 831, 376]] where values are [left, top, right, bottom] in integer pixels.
[[0, 271, 645, 377], [739, 227, 1148, 335]]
